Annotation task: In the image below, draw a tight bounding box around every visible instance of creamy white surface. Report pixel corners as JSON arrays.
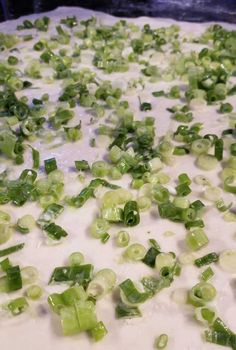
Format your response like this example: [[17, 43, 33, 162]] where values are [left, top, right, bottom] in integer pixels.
[[0, 7, 236, 350]]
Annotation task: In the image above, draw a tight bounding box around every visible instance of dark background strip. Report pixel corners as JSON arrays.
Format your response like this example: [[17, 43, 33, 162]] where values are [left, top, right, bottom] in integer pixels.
[[0, 0, 236, 23]]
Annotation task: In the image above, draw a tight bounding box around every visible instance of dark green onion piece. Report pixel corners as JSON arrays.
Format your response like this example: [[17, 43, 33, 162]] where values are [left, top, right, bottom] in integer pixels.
[[230, 143, 236, 156], [219, 103, 233, 114], [141, 276, 172, 296], [30, 146, 40, 169], [148, 238, 161, 251], [44, 223, 68, 240], [101, 233, 110, 244], [173, 146, 189, 155], [0, 243, 25, 258], [8, 56, 18, 65], [75, 160, 90, 172], [190, 200, 205, 211], [194, 252, 219, 268], [213, 317, 234, 337], [8, 297, 29, 315], [158, 202, 183, 222], [37, 203, 64, 228], [115, 302, 142, 319], [119, 279, 149, 304], [44, 158, 57, 174], [205, 330, 236, 349], [185, 219, 205, 229], [176, 183, 191, 197], [123, 201, 140, 227], [0, 258, 11, 271], [50, 264, 93, 287], [6, 265, 22, 291], [142, 247, 160, 268], [178, 173, 191, 185], [214, 139, 224, 161], [152, 91, 165, 97], [68, 179, 119, 208], [139, 97, 152, 112]]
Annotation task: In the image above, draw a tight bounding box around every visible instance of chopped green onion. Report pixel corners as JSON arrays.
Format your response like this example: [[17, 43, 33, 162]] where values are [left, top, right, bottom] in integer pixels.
[[68, 252, 84, 266], [155, 334, 169, 349], [224, 176, 236, 194], [8, 297, 29, 315], [37, 203, 64, 228], [115, 302, 142, 319], [75, 160, 90, 172], [30, 147, 40, 169], [90, 321, 107, 341], [91, 161, 110, 177], [0, 243, 25, 258], [26, 285, 43, 300], [219, 250, 236, 273], [176, 183, 191, 197], [87, 268, 116, 299], [186, 229, 209, 251], [0, 257, 11, 271], [155, 252, 176, 273], [44, 158, 57, 174], [44, 223, 68, 241], [124, 243, 147, 261], [189, 282, 216, 306], [50, 264, 93, 288], [194, 253, 219, 268], [89, 218, 109, 239], [142, 247, 160, 268], [152, 90, 165, 97], [201, 267, 214, 282], [197, 155, 218, 171], [115, 230, 130, 247], [16, 215, 35, 234], [195, 306, 216, 326], [219, 102, 233, 114], [214, 139, 224, 161], [6, 265, 22, 291], [21, 266, 39, 285], [119, 279, 149, 305], [68, 178, 119, 208], [123, 201, 140, 226]]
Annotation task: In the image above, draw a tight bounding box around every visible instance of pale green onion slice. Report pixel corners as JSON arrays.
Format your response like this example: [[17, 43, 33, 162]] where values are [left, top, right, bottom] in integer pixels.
[[194, 175, 212, 186], [26, 285, 43, 300], [68, 252, 84, 266], [137, 196, 152, 211], [87, 269, 116, 299], [195, 306, 217, 326], [186, 229, 209, 251], [17, 215, 35, 234], [155, 253, 176, 273], [204, 187, 222, 202], [219, 250, 236, 273], [148, 157, 163, 173], [189, 282, 217, 306], [196, 155, 218, 171], [0, 223, 13, 245], [115, 231, 130, 247], [155, 334, 169, 349], [191, 139, 211, 155], [171, 288, 188, 305], [124, 243, 147, 261], [178, 252, 195, 265], [89, 219, 110, 239], [21, 266, 39, 285], [173, 197, 190, 209]]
